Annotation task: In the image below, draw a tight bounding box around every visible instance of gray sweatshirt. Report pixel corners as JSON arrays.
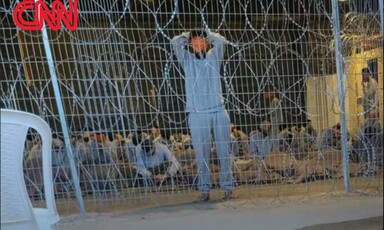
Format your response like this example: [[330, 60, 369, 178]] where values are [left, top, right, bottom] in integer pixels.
[[171, 31, 229, 113]]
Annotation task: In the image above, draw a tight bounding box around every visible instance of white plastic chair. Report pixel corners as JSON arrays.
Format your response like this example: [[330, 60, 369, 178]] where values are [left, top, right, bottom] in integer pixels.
[[1, 109, 60, 230]]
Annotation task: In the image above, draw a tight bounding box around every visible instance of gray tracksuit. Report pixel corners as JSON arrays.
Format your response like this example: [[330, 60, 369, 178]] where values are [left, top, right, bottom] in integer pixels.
[[171, 31, 233, 193]]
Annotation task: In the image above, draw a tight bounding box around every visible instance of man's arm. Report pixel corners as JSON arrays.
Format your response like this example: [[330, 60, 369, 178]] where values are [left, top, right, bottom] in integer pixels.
[[206, 30, 229, 61], [170, 32, 190, 67], [134, 146, 152, 178], [124, 143, 136, 164], [162, 145, 181, 177], [249, 136, 257, 156]]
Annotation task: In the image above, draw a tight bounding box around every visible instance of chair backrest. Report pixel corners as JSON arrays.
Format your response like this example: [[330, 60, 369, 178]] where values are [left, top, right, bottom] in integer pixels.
[[1, 109, 57, 228]]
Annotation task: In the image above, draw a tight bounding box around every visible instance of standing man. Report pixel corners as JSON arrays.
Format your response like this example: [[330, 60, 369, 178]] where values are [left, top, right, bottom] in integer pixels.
[[362, 67, 379, 119], [170, 29, 234, 201], [265, 91, 284, 137]]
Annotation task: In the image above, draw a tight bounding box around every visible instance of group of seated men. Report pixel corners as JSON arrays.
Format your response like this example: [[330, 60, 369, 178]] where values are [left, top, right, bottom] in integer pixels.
[[22, 114, 383, 197]]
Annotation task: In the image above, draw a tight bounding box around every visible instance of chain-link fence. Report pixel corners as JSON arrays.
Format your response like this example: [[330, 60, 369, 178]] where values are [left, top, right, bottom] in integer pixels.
[[1, 0, 383, 216]]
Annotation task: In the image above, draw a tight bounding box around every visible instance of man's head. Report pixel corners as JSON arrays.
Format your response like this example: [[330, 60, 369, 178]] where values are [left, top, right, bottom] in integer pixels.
[[259, 120, 271, 136], [264, 91, 276, 101], [95, 133, 106, 143], [131, 131, 143, 146], [188, 29, 210, 57], [231, 124, 240, 138], [107, 132, 114, 141], [150, 124, 160, 138], [82, 131, 94, 143], [141, 138, 155, 156], [231, 124, 237, 133], [304, 119, 312, 128], [52, 138, 64, 150], [362, 67, 371, 82], [367, 109, 378, 119], [332, 123, 341, 139]]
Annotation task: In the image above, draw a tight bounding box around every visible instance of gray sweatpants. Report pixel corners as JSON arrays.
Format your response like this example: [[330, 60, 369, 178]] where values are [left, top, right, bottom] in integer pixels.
[[188, 110, 233, 193]]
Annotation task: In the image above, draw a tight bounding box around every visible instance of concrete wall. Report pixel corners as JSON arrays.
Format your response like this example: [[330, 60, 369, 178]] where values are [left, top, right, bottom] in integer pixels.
[[306, 75, 341, 132], [306, 47, 383, 133], [345, 47, 383, 132]]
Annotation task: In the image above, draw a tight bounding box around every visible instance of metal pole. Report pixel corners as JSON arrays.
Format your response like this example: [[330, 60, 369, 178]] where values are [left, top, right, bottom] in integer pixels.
[[36, 2, 86, 214], [380, 0, 383, 36], [331, 0, 350, 192], [40, 29, 86, 214]]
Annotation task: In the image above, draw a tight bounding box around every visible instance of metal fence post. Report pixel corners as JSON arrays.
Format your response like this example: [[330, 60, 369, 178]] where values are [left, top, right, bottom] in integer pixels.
[[380, 0, 384, 36], [331, 0, 350, 193], [40, 28, 86, 214]]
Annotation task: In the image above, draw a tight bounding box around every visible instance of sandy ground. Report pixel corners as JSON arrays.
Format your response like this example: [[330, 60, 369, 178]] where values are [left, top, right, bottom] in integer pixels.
[[298, 216, 383, 230], [58, 194, 383, 230], [53, 178, 383, 216]]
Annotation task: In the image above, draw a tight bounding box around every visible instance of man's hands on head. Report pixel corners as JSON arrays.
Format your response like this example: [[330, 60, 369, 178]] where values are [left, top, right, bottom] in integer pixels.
[[176, 32, 189, 48], [181, 32, 190, 38]]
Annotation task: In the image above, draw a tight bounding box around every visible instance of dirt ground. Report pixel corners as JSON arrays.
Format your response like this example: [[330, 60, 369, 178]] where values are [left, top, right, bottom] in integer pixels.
[[55, 178, 383, 230], [297, 216, 383, 230], [53, 178, 383, 216], [58, 194, 383, 230]]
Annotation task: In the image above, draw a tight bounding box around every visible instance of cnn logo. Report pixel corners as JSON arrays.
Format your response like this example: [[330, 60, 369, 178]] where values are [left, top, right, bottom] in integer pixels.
[[13, 0, 78, 31]]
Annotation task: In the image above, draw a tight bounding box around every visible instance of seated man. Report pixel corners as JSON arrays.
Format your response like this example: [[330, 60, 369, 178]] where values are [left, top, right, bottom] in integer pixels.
[[75, 131, 118, 165], [150, 124, 162, 142], [157, 129, 177, 151], [299, 119, 318, 151], [52, 137, 68, 167], [317, 123, 349, 154], [249, 121, 278, 159], [135, 138, 182, 184], [174, 135, 193, 155], [124, 139, 138, 164], [104, 132, 126, 163], [276, 127, 295, 152], [230, 124, 249, 157], [303, 119, 318, 137], [354, 111, 383, 165], [360, 111, 382, 138], [117, 133, 142, 185]]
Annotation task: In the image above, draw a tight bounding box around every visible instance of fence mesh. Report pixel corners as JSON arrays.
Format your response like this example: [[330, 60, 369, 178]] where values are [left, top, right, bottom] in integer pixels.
[[1, 0, 383, 216]]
